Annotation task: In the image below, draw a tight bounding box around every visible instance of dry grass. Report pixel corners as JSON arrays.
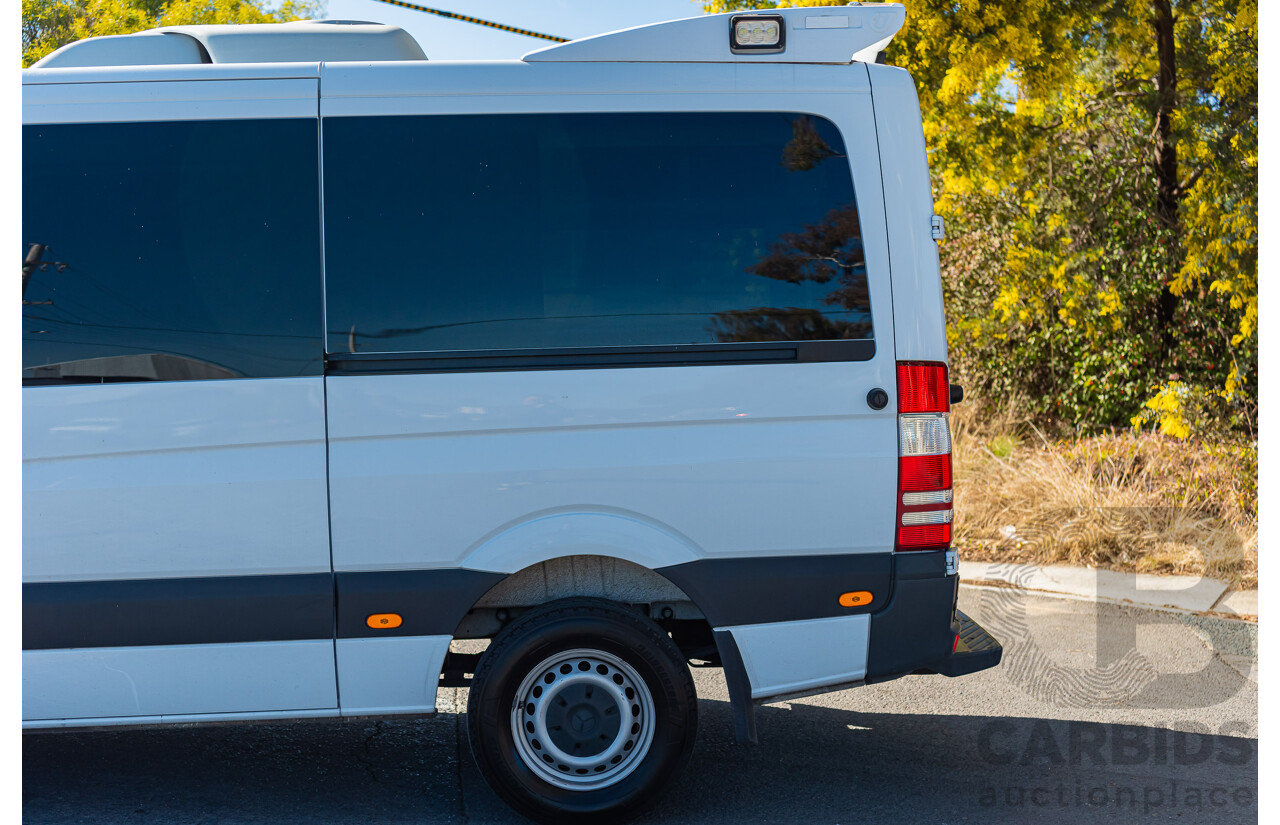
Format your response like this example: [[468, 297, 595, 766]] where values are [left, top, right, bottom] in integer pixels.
[[951, 398, 1258, 589]]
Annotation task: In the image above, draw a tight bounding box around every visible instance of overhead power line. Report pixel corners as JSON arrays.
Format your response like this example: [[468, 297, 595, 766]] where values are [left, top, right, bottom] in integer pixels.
[[367, 0, 570, 42]]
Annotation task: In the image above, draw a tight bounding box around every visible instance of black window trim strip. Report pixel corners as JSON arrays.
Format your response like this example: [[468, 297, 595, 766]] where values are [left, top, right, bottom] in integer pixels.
[[325, 339, 874, 375]]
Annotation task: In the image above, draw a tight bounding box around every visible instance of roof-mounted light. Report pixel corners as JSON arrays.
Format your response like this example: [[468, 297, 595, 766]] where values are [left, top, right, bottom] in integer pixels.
[[523, 6, 905, 64], [730, 14, 785, 55]]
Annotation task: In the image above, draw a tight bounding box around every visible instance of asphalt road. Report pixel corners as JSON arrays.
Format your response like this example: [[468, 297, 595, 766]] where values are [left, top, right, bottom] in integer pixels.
[[23, 589, 1258, 824]]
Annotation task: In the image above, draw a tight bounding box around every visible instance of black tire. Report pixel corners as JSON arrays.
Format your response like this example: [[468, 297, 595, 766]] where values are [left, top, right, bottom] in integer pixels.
[[466, 598, 697, 824]]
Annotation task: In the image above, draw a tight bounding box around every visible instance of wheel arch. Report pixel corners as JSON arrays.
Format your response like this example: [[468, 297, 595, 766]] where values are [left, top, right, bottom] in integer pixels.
[[435, 511, 756, 743]]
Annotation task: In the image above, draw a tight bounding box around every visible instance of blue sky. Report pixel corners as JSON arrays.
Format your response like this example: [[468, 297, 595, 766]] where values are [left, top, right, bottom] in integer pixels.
[[322, 0, 713, 60]]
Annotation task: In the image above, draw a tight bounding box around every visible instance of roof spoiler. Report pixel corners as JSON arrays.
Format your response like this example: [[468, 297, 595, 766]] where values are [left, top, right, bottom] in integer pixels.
[[523, 4, 905, 64]]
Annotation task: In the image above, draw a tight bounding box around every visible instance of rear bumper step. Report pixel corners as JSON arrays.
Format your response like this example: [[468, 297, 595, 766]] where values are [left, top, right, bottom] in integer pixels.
[[931, 610, 1002, 677]]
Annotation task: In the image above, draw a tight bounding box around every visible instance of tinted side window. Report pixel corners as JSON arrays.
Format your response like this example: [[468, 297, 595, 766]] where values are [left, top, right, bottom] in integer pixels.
[[22, 119, 323, 383], [323, 112, 869, 355]]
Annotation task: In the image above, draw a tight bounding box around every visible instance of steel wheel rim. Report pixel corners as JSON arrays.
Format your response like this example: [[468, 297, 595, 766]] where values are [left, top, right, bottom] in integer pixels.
[[510, 647, 657, 791]]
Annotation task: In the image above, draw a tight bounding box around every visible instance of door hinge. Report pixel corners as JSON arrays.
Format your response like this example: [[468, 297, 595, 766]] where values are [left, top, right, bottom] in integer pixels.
[[930, 214, 945, 241]]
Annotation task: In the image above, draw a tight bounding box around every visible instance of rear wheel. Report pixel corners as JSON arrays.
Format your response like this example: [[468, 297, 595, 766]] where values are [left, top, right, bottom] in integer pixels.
[[466, 598, 697, 824]]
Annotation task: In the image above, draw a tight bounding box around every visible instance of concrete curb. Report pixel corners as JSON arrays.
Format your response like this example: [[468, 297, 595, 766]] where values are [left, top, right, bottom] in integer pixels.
[[958, 561, 1258, 618]]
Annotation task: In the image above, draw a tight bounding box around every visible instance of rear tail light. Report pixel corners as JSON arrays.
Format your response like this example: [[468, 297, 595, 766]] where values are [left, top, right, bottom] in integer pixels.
[[896, 361, 952, 551]]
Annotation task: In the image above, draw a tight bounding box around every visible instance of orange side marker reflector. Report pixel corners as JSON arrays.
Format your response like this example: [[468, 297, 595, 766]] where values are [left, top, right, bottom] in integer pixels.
[[366, 613, 403, 629], [838, 591, 873, 608]]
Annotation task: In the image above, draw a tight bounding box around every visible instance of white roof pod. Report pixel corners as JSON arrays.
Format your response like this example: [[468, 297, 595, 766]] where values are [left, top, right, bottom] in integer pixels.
[[524, 4, 905, 64], [31, 20, 426, 68]]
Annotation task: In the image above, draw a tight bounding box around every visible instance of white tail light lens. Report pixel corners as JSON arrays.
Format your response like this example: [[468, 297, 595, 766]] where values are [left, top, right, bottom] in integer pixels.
[[899, 413, 951, 456], [902, 489, 953, 507], [901, 509, 954, 526]]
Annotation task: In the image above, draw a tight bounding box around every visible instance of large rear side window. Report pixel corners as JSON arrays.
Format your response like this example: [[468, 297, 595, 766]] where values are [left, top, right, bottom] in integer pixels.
[[323, 112, 870, 361]]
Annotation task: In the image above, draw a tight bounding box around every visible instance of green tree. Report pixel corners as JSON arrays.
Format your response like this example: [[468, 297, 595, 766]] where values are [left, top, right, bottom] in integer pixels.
[[23, 0, 323, 67], [705, 0, 1257, 436]]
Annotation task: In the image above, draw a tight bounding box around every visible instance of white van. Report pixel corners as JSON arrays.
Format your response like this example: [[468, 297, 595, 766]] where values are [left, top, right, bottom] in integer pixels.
[[22, 6, 1001, 822]]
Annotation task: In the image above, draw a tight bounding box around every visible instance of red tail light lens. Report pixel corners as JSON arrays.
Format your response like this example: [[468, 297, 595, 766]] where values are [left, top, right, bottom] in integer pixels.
[[897, 363, 950, 414], [900, 454, 952, 491], [898, 521, 952, 548]]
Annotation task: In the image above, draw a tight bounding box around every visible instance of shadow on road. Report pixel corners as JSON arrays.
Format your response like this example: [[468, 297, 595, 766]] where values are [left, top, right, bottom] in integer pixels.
[[23, 697, 1257, 824], [659, 699, 1257, 825]]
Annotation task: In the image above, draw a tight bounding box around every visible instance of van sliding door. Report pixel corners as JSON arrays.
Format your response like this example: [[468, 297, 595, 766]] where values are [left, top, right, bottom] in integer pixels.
[[21, 79, 336, 725]]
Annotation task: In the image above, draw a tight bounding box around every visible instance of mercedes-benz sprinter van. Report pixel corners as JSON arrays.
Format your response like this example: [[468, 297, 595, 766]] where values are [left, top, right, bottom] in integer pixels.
[[23, 7, 1001, 821]]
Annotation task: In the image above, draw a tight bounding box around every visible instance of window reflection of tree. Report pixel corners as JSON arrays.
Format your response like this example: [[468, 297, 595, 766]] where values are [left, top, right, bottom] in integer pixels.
[[712, 117, 870, 344], [710, 202, 870, 342], [780, 115, 845, 172]]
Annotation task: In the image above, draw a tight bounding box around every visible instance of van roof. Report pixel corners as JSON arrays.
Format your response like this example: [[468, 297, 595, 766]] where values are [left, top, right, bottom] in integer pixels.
[[30, 5, 905, 70]]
